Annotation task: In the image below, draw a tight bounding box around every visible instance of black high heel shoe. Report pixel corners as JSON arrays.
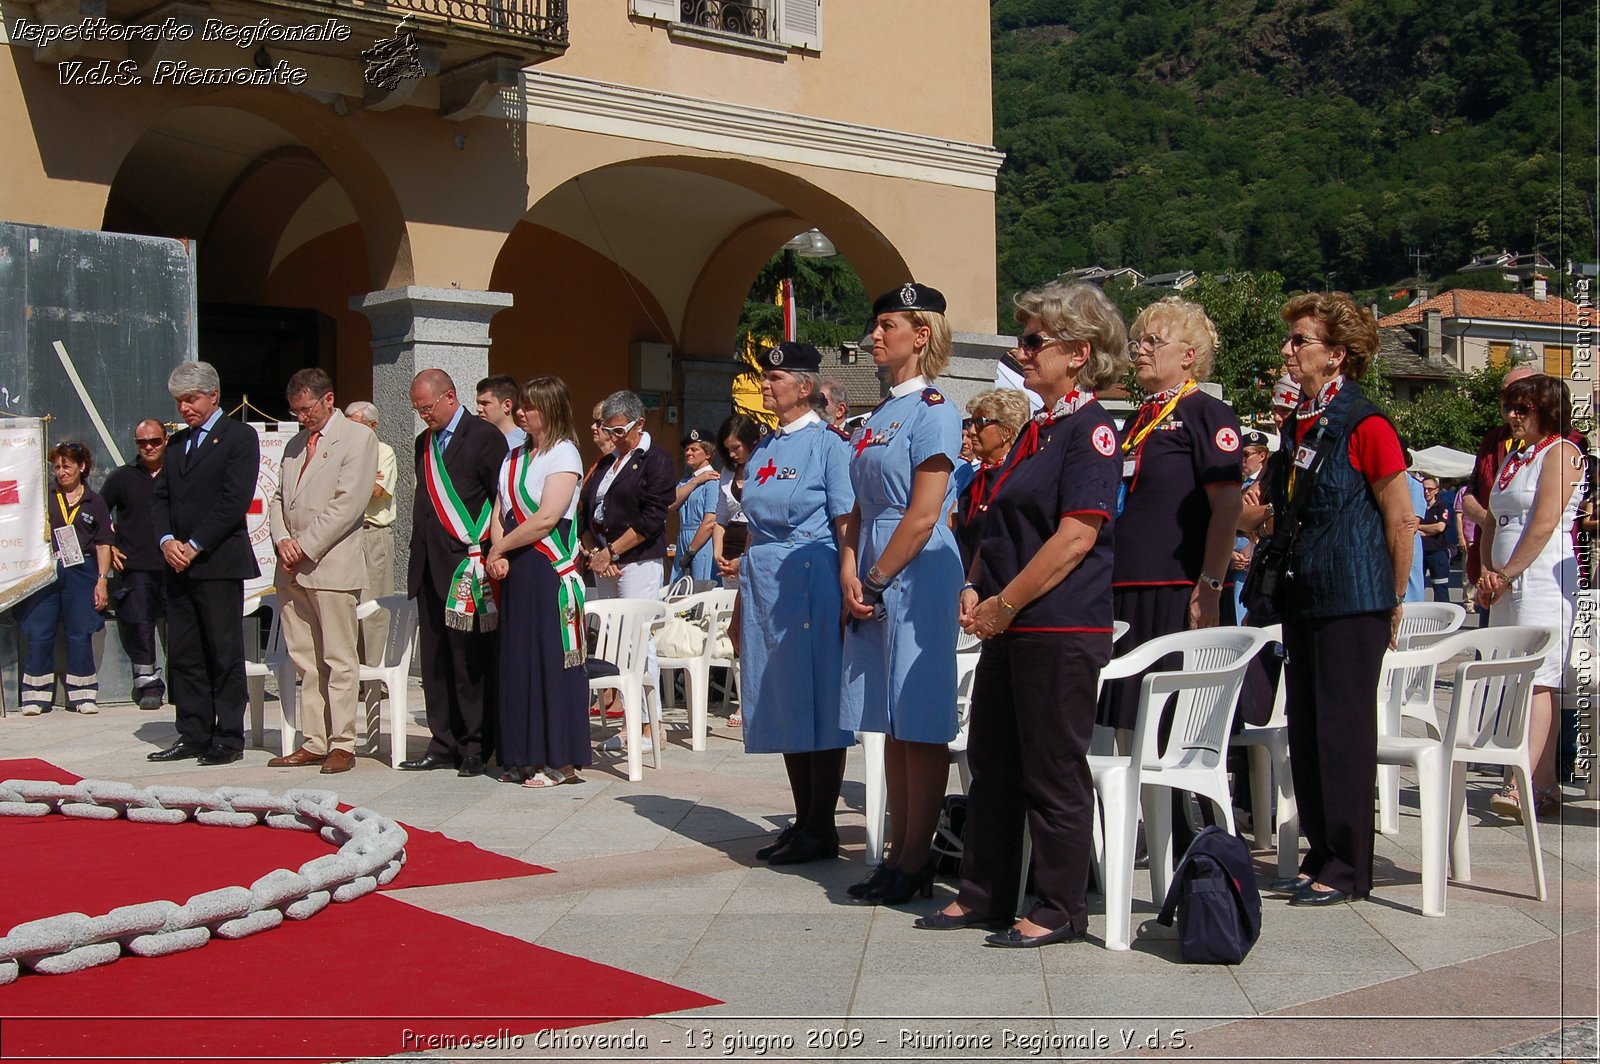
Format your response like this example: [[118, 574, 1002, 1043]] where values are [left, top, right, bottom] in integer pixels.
[[847, 865, 893, 899], [867, 862, 936, 905], [755, 824, 801, 861]]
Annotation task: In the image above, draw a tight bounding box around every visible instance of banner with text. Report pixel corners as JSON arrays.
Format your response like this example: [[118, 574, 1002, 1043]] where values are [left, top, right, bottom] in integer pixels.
[[245, 422, 297, 602], [0, 418, 55, 612]]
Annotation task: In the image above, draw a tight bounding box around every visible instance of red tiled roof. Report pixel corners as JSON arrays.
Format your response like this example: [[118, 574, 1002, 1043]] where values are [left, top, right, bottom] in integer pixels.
[[1379, 289, 1581, 327]]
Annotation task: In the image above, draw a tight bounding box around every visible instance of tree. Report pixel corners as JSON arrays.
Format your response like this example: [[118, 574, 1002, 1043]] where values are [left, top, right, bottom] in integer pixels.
[[1185, 271, 1290, 421], [736, 252, 870, 354]]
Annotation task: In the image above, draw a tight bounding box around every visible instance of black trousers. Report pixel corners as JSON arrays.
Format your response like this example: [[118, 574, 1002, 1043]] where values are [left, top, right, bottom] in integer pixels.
[[164, 573, 246, 752], [114, 570, 166, 699], [1282, 610, 1389, 896], [417, 573, 497, 762], [955, 630, 1111, 932]]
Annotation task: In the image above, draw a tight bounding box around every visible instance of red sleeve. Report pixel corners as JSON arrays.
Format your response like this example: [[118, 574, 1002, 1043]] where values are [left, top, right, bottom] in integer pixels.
[[1347, 417, 1406, 485]]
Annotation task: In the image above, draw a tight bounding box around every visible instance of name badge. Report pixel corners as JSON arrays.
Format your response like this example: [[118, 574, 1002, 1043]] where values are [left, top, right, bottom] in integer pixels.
[[54, 525, 85, 567], [1122, 459, 1136, 480], [1294, 444, 1317, 470]]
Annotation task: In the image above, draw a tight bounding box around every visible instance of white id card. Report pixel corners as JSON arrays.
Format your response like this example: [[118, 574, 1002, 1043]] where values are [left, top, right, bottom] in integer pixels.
[[54, 525, 85, 567], [1122, 459, 1137, 480], [1294, 444, 1317, 470]]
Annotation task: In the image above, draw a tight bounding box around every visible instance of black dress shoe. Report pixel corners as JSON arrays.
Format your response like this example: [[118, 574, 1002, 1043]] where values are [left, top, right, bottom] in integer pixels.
[[865, 862, 937, 905], [755, 824, 802, 861], [399, 754, 455, 771], [766, 831, 839, 866], [983, 922, 1085, 948], [1268, 875, 1313, 894], [913, 909, 1008, 931], [1288, 884, 1353, 907], [847, 865, 893, 899], [147, 742, 207, 763], [457, 755, 486, 778], [197, 747, 243, 766]]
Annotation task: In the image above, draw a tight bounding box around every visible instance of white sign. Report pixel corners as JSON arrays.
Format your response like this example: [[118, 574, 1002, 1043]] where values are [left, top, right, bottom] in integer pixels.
[[0, 418, 56, 612], [245, 422, 298, 600]]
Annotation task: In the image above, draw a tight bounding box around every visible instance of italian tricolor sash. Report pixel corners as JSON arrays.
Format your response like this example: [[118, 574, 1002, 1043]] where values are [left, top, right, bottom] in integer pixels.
[[507, 445, 587, 667], [423, 432, 497, 632]]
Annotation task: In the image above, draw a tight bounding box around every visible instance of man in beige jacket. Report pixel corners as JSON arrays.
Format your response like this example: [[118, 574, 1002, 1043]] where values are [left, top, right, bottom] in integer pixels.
[[267, 368, 380, 774]]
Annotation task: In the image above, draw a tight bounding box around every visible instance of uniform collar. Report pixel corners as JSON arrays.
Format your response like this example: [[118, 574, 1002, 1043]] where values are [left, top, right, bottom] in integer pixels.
[[889, 375, 929, 399], [776, 410, 821, 436]]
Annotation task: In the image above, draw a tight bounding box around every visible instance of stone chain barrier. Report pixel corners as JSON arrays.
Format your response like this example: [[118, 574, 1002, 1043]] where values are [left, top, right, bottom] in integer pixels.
[[0, 778, 408, 984]]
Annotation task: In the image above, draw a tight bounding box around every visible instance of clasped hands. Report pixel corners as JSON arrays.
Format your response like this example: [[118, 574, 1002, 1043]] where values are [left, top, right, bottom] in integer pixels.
[[958, 587, 1012, 641], [162, 539, 198, 573], [1474, 569, 1509, 609]]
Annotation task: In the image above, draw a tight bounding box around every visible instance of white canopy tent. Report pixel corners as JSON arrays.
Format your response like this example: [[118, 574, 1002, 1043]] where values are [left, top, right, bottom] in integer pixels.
[[1409, 444, 1475, 480]]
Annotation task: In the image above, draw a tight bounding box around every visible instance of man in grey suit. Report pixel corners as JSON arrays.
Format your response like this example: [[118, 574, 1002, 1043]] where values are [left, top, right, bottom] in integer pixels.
[[266, 368, 379, 774]]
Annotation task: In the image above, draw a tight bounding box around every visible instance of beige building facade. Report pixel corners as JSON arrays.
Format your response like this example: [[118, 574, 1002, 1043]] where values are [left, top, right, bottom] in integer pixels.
[[3, 0, 1002, 545]]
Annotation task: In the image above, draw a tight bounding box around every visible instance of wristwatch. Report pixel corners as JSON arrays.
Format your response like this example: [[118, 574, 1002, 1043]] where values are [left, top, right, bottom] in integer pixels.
[[1198, 572, 1224, 591]]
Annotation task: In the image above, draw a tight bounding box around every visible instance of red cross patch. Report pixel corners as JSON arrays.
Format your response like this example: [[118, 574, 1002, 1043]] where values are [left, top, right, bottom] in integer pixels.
[[1091, 425, 1116, 457], [755, 459, 778, 484], [0, 480, 17, 505], [853, 428, 874, 457], [1214, 427, 1240, 452]]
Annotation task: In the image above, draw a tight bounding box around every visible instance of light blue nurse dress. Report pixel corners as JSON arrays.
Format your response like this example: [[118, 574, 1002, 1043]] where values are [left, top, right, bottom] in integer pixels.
[[673, 473, 719, 583], [840, 379, 963, 743], [738, 415, 857, 755]]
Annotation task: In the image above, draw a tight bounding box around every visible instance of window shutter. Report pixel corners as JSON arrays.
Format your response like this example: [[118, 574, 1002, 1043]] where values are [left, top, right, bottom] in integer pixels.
[[774, 0, 821, 50], [629, 0, 679, 23]]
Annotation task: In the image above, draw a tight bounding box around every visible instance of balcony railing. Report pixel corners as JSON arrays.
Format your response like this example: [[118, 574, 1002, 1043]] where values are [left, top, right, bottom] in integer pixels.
[[361, 0, 568, 46], [679, 0, 768, 42]]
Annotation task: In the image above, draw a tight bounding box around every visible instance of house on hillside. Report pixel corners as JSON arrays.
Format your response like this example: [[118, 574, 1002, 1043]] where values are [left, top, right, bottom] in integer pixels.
[[1377, 289, 1582, 376], [1057, 265, 1146, 287], [1458, 250, 1555, 289], [1140, 269, 1198, 291], [1376, 326, 1459, 403]]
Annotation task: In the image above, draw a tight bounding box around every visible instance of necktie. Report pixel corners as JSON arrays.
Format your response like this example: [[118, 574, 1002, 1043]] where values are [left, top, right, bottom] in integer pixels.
[[297, 431, 320, 484], [189, 428, 205, 455]]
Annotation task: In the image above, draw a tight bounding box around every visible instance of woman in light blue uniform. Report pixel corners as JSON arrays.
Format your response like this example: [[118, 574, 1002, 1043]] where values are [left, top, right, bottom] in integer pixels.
[[671, 428, 720, 584], [735, 341, 858, 866], [841, 282, 964, 905]]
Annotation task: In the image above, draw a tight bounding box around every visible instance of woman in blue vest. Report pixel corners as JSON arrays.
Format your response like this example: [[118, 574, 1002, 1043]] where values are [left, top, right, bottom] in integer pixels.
[[841, 283, 963, 905], [732, 341, 856, 864], [1261, 292, 1413, 906]]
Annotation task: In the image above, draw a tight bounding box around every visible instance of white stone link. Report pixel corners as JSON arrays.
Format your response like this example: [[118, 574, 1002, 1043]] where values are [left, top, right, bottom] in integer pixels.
[[0, 780, 408, 980]]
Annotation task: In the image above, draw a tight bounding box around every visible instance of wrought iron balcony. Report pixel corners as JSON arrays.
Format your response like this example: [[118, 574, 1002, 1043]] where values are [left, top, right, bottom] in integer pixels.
[[679, 0, 768, 42]]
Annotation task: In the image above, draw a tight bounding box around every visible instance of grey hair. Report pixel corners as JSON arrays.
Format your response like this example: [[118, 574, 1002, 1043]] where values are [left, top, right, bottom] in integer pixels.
[[600, 390, 646, 423], [819, 377, 848, 410], [1013, 283, 1129, 392], [788, 370, 829, 414], [167, 361, 220, 399], [344, 400, 379, 425], [967, 388, 1031, 439]]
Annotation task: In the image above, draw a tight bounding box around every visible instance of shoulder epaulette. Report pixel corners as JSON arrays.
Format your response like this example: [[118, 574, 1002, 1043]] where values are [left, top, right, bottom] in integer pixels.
[[827, 424, 850, 440], [920, 387, 945, 406]]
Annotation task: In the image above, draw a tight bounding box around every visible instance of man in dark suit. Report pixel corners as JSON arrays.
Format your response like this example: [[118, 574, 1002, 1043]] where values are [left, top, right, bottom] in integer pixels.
[[148, 361, 260, 766], [404, 368, 508, 777]]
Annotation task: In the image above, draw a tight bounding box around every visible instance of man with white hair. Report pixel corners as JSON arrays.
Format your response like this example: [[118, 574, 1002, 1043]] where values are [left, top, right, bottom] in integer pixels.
[[148, 361, 260, 766], [344, 400, 397, 661]]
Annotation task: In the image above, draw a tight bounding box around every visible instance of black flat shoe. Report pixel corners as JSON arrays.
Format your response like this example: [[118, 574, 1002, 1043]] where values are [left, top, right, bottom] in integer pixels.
[[766, 831, 839, 866], [1289, 884, 1353, 907], [147, 742, 207, 763], [866, 862, 936, 905], [755, 823, 801, 861], [399, 754, 455, 771], [1268, 875, 1313, 894], [913, 909, 1007, 931], [197, 747, 242, 766], [458, 755, 486, 777], [984, 923, 1085, 949], [847, 865, 893, 899]]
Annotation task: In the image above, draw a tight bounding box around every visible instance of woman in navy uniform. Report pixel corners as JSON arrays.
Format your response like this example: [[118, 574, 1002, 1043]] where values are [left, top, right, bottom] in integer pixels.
[[917, 282, 1125, 946], [732, 342, 857, 864], [841, 283, 964, 904]]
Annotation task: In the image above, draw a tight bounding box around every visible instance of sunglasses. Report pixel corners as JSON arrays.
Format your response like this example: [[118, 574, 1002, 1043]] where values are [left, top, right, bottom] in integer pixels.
[[962, 416, 1002, 431], [1503, 403, 1532, 416], [1283, 332, 1334, 352], [134, 437, 165, 447], [600, 418, 641, 438], [1017, 332, 1062, 353]]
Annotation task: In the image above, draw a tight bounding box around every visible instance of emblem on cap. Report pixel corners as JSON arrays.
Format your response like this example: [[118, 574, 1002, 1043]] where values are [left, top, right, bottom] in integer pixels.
[[688, 429, 702, 441], [769, 348, 784, 366], [900, 283, 916, 307]]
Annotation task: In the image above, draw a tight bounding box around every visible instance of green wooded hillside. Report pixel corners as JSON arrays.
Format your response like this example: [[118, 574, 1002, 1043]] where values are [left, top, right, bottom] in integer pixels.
[[991, 0, 1597, 314]]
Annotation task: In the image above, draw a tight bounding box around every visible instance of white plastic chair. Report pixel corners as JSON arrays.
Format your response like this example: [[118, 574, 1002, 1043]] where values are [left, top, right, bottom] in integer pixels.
[[244, 593, 297, 755], [1376, 625, 1553, 916], [354, 596, 420, 769], [653, 588, 736, 752], [1088, 626, 1272, 950], [588, 599, 669, 782], [1378, 601, 1467, 834], [657, 575, 695, 601], [1229, 623, 1298, 877]]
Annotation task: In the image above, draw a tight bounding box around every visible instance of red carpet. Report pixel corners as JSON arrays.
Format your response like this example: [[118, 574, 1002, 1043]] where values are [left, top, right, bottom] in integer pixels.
[[0, 758, 720, 1062]]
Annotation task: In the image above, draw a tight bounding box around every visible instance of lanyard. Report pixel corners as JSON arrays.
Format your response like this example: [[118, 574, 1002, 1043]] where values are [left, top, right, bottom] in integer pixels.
[[56, 490, 82, 527], [1122, 380, 1196, 455]]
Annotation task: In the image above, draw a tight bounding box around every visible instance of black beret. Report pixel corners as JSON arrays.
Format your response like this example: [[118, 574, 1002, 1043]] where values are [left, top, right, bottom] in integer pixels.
[[871, 282, 947, 318], [757, 341, 823, 372], [1241, 429, 1270, 448], [680, 427, 714, 447]]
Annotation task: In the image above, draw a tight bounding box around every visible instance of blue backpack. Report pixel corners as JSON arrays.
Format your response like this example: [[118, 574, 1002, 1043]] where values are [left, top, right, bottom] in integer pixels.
[[1155, 826, 1262, 964]]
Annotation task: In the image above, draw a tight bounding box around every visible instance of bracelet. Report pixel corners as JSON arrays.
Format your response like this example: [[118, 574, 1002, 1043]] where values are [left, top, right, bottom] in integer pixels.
[[997, 594, 1018, 616], [961, 582, 977, 593], [1198, 572, 1224, 591], [867, 564, 887, 586]]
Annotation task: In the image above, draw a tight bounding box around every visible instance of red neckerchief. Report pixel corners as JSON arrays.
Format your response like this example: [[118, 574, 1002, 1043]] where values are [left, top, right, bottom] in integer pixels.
[[1034, 388, 1095, 426], [1496, 433, 1560, 491], [968, 391, 1092, 523], [1297, 375, 1344, 420]]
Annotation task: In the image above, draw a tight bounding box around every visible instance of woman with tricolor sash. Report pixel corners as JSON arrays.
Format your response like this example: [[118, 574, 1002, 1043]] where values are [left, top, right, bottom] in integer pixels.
[[485, 376, 590, 788]]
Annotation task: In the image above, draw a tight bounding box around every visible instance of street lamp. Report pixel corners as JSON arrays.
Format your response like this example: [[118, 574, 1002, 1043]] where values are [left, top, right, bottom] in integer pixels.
[[777, 229, 836, 340]]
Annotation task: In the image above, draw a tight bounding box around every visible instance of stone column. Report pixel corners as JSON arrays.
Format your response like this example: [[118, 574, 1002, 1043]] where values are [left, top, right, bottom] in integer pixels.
[[350, 287, 513, 586]]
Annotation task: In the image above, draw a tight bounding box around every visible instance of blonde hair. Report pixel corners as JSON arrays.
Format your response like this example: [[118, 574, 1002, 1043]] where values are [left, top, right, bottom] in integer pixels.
[[518, 376, 580, 454], [901, 310, 952, 380], [967, 388, 1031, 441], [1280, 292, 1380, 379], [1012, 282, 1129, 391], [1132, 297, 1220, 381]]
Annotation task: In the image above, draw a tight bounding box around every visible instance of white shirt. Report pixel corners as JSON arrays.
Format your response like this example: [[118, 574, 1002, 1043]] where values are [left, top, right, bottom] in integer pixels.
[[595, 431, 652, 522], [498, 439, 582, 523]]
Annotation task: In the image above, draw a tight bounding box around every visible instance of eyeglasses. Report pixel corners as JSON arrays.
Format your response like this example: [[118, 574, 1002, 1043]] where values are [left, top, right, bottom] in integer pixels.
[[600, 418, 641, 439], [1128, 334, 1181, 354], [1283, 333, 1335, 352], [412, 396, 446, 417], [1017, 332, 1063, 353], [1503, 403, 1532, 416], [134, 438, 165, 447], [963, 417, 1002, 431]]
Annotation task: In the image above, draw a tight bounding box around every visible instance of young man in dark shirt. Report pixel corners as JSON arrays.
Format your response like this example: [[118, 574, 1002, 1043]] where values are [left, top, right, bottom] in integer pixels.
[[101, 418, 169, 710]]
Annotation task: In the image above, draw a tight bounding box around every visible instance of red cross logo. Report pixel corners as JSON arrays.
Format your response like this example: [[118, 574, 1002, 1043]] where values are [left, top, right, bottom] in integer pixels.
[[1214, 427, 1240, 453], [755, 459, 777, 484], [853, 428, 874, 457], [1091, 425, 1116, 457]]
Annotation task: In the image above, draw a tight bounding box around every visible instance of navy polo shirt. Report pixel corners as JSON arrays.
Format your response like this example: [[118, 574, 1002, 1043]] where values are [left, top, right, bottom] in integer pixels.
[[971, 402, 1119, 632], [1113, 389, 1242, 586]]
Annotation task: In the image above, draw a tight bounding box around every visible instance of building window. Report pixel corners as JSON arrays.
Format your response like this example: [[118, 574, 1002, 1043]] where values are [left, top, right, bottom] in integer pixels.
[[1544, 346, 1573, 377], [630, 0, 821, 50], [1489, 342, 1511, 369], [681, 0, 770, 41]]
